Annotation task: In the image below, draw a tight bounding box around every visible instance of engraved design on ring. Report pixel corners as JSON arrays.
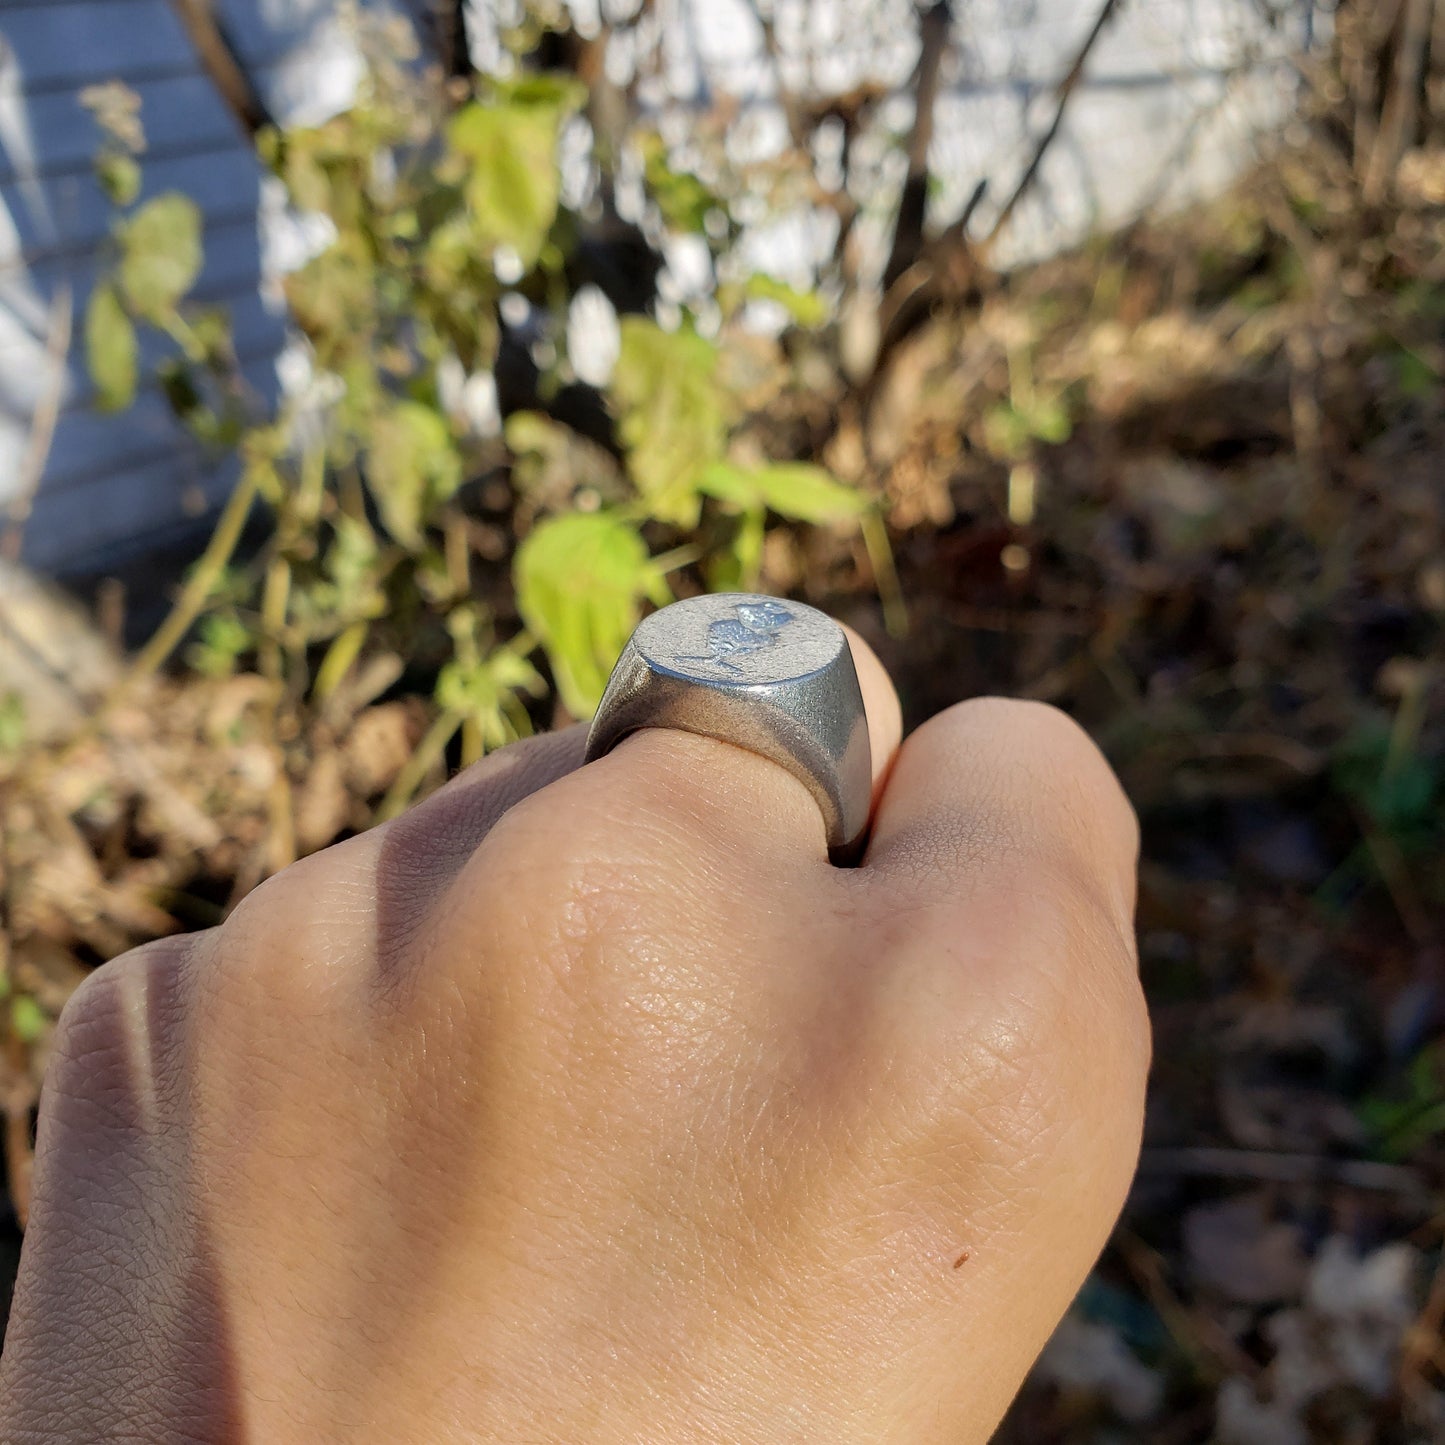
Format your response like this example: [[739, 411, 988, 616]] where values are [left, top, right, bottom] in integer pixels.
[[584, 594, 872, 864]]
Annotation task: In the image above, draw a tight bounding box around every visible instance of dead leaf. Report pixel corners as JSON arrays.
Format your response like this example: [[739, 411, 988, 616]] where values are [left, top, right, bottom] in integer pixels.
[[1184, 1192, 1308, 1305]]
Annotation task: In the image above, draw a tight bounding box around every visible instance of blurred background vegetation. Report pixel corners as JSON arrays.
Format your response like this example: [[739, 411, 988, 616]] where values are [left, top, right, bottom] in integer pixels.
[[2, 1, 1444, 1439]]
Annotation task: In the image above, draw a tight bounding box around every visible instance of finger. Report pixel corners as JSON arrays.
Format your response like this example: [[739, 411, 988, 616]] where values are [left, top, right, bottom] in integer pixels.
[[863, 696, 1139, 928], [853, 700, 1147, 1438]]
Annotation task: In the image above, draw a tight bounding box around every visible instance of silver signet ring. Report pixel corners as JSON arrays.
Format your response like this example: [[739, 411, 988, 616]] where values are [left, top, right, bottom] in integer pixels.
[[584, 594, 872, 864]]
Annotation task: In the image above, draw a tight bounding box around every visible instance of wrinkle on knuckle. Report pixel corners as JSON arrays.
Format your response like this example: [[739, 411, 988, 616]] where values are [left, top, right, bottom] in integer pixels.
[[473, 784, 678, 951], [212, 846, 372, 1010], [882, 881, 1147, 1192], [895, 698, 1138, 888], [45, 939, 191, 1138]]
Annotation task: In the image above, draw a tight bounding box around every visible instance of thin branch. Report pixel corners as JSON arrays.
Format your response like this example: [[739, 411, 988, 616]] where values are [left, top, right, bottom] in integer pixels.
[[882, 0, 953, 291], [440, 0, 471, 80], [1139, 1146, 1433, 1203], [1, 284, 72, 562], [1364, 0, 1434, 204], [936, 176, 988, 249], [747, 0, 808, 150], [169, 0, 273, 135], [982, 0, 1125, 251], [123, 458, 263, 685]]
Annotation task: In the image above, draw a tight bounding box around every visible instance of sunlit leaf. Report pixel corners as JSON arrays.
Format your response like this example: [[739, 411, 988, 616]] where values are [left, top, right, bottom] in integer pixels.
[[0, 692, 26, 756], [699, 461, 865, 524], [365, 401, 462, 546], [515, 511, 671, 719], [435, 646, 546, 751], [117, 193, 202, 321], [97, 152, 142, 207], [743, 274, 829, 327], [10, 994, 48, 1045], [1028, 395, 1072, 445], [84, 282, 138, 412], [610, 318, 727, 526], [489, 74, 588, 114], [638, 132, 724, 235], [706, 506, 766, 592], [286, 237, 376, 355], [447, 78, 584, 266], [186, 612, 253, 678]]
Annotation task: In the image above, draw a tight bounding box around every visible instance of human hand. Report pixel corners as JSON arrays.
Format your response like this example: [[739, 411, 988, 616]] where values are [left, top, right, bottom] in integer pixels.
[[0, 628, 1148, 1443]]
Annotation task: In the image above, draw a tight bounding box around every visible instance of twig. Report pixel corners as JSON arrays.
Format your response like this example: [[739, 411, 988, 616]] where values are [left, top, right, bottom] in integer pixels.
[[1400, 1247, 1445, 1390], [1, 285, 72, 563], [935, 177, 989, 250], [860, 510, 907, 637], [746, 0, 808, 151], [168, 0, 273, 134], [1140, 1146, 1434, 1203], [439, 0, 471, 80], [3, 1082, 32, 1230], [1357, 808, 1433, 944], [981, 0, 1125, 253], [1364, 0, 1434, 204], [882, 0, 953, 291], [1114, 1230, 1257, 1380]]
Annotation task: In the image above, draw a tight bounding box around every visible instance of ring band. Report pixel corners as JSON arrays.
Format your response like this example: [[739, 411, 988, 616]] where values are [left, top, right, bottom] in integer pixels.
[[584, 594, 872, 863]]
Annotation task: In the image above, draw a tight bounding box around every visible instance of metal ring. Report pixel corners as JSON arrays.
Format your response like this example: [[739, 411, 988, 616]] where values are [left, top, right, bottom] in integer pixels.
[[584, 594, 872, 864]]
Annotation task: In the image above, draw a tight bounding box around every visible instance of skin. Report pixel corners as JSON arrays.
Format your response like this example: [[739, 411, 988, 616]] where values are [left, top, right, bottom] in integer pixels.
[[0, 627, 1150, 1443]]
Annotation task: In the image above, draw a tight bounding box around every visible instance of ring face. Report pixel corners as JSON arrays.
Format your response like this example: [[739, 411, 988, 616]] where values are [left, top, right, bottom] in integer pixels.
[[634, 595, 842, 687], [584, 594, 872, 863]]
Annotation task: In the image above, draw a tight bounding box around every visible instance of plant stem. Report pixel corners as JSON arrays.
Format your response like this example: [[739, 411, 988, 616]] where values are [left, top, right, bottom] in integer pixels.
[[377, 708, 462, 821], [861, 510, 908, 637], [126, 463, 263, 684]]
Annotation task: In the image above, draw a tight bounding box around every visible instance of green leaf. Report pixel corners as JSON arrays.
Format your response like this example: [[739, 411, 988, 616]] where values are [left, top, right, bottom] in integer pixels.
[[447, 81, 582, 266], [743, 274, 830, 328], [0, 691, 26, 756], [1028, 395, 1073, 446], [365, 401, 462, 546], [638, 132, 724, 235], [286, 238, 376, 356], [10, 994, 48, 1045], [610, 319, 727, 526], [489, 74, 589, 114], [1391, 345, 1440, 400], [186, 612, 253, 678], [97, 152, 142, 207], [117, 193, 203, 321], [707, 507, 766, 592], [699, 462, 866, 524], [85, 282, 138, 412], [515, 511, 671, 719], [435, 646, 546, 750], [982, 402, 1031, 461], [322, 514, 383, 609], [983, 395, 1073, 459]]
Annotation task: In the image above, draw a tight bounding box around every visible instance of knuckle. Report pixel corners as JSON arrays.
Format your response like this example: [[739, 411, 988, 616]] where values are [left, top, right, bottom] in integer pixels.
[[474, 774, 680, 942], [46, 936, 193, 1132], [947, 697, 1140, 857], [212, 840, 372, 1009], [890, 875, 1149, 1191]]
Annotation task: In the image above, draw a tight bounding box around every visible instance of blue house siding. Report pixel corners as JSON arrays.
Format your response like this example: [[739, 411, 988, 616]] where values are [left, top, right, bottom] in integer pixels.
[[0, 0, 286, 574]]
